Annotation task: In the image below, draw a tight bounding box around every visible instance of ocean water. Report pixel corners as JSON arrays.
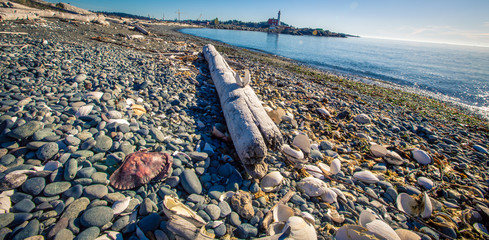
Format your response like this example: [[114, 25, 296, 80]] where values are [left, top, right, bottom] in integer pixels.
[[181, 28, 489, 118]]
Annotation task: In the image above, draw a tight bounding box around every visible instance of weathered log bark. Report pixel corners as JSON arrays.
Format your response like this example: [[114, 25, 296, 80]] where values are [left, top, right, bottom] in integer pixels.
[[203, 44, 283, 177], [134, 24, 149, 35]]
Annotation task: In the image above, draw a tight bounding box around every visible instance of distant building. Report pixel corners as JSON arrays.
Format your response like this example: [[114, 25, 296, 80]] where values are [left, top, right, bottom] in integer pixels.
[[268, 10, 281, 27]]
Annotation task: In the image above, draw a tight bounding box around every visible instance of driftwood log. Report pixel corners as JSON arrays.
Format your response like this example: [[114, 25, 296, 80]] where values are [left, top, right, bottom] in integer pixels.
[[203, 44, 283, 178]]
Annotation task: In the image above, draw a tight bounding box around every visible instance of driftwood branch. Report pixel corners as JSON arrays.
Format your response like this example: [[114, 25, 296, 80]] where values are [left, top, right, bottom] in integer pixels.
[[203, 44, 283, 178]]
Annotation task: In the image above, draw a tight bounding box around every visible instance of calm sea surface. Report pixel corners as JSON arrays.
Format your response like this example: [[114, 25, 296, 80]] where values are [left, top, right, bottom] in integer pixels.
[[180, 28, 489, 117]]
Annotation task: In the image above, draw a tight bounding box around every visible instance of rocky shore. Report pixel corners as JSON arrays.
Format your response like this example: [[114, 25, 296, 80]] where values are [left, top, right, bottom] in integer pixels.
[[0, 15, 488, 240]]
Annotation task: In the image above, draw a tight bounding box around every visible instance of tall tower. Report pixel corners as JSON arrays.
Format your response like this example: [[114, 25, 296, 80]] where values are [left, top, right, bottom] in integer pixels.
[[277, 10, 281, 26]]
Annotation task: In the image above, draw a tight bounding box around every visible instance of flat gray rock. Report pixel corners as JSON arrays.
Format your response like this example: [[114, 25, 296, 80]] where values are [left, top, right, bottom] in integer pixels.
[[93, 135, 112, 152], [180, 169, 202, 195], [8, 121, 42, 139], [43, 182, 71, 196], [21, 177, 45, 196], [80, 206, 113, 227]]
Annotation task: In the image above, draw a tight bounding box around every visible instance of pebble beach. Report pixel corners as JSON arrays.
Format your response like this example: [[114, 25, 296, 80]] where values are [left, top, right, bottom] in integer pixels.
[[0, 14, 489, 240]]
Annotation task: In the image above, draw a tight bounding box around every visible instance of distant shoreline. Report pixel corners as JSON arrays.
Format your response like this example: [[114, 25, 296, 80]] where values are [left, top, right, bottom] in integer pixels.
[[206, 24, 359, 38]]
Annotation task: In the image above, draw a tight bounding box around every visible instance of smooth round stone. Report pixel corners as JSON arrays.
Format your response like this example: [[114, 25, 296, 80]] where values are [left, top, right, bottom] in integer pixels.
[[291, 194, 307, 206], [8, 121, 42, 139], [80, 206, 113, 227], [64, 159, 78, 181], [11, 219, 39, 240], [22, 177, 45, 196], [111, 215, 130, 231], [385, 187, 398, 203], [75, 226, 100, 240], [310, 149, 323, 159], [218, 201, 232, 218], [103, 192, 125, 203], [65, 136, 81, 146], [13, 199, 35, 213], [75, 74, 87, 82], [83, 184, 108, 199], [214, 223, 227, 237], [94, 135, 113, 153], [76, 167, 96, 179], [166, 176, 180, 187], [354, 114, 371, 124], [90, 172, 108, 185], [61, 197, 90, 219], [180, 169, 202, 194], [205, 204, 221, 220], [0, 213, 14, 229], [71, 150, 94, 158], [218, 163, 233, 177], [187, 194, 205, 204], [473, 145, 489, 154], [235, 223, 258, 238], [208, 185, 225, 200], [417, 177, 434, 190], [107, 110, 122, 119], [412, 149, 432, 165], [229, 212, 241, 227], [138, 213, 162, 232], [187, 152, 208, 162], [36, 142, 59, 161], [54, 229, 74, 240], [404, 185, 422, 195], [139, 198, 153, 216], [1, 154, 15, 165], [81, 139, 97, 151], [149, 128, 165, 142], [76, 132, 93, 141], [63, 184, 83, 198], [11, 213, 33, 226], [197, 210, 211, 222], [44, 182, 71, 196], [73, 178, 93, 186]]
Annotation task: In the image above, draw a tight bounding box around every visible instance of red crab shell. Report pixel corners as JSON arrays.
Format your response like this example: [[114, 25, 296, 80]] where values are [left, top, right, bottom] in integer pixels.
[[109, 151, 173, 190]]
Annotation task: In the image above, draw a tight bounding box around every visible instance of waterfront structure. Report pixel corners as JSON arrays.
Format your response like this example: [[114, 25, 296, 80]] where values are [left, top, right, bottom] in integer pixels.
[[267, 10, 281, 28]]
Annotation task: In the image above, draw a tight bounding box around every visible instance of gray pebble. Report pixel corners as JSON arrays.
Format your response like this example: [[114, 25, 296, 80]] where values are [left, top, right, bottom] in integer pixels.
[[83, 184, 108, 200], [61, 197, 90, 219], [63, 184, 83, 199], [64, 158, 78, 181], [54, 229, 74, 240], [36, 142, 59, 160], [204, 204, 221, 220], [21, 177, 45, 196], [229, 211, 241, 227], [80, 206, 113, 227], [76, 167, 96, 179], [43, 181, 71, 196], [235, 223, 257, 238], [12, 199, 35, 213], [8, 121, 42, 139], [11, 219, 39, 240], [93, 135, 112, 153], [218, 201, 232, 218], [138, 213, 162, 232], [214, 223, 227, 237], [180, 169, 202, 194], [75, 226, 100, 240]]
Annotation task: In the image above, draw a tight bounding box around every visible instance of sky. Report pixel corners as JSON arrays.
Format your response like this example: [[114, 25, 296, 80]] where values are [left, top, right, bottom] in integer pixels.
[[47, 0, 489, 47]]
